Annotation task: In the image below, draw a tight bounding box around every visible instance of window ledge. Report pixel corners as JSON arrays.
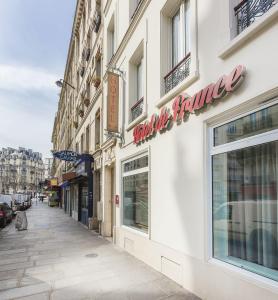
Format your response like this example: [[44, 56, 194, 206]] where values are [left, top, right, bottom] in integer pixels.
[[156, 70, 199, 108], [208, 258, 278, 294], [126, 112, 147, 132], [219, 5, 278, 59]]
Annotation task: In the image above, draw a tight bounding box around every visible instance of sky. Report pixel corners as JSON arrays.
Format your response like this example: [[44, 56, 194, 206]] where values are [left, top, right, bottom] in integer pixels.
[[0, 0, 77, 159]]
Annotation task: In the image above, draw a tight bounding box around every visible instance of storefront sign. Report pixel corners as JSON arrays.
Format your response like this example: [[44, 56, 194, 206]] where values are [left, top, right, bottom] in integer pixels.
[[50, 178, 58, 187], [133, 65, 246, 144], [107, 72, 119, 132], [53, 150, 80, 162]]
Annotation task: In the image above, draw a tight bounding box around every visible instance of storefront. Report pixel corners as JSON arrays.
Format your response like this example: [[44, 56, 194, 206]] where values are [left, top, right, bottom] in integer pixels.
[[75, 156, 94, 227], [113, 63, 278, 299]]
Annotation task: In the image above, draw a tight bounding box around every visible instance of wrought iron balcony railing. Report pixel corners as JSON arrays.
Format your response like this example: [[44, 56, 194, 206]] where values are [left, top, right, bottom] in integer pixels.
[[234, 0, 277, 34], [131, 97, 144, 122], [164, 53, 191, 94]]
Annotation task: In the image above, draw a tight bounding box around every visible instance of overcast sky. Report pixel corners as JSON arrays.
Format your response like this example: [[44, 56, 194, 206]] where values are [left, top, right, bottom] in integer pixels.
[[0, 0, 77, 159]]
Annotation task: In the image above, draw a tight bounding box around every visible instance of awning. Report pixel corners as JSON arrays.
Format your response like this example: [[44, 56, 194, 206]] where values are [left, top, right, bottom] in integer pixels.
[[59, 181, 70, 188]]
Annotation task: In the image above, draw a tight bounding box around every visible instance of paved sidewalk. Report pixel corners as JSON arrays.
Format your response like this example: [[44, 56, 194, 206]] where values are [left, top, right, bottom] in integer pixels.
[[0, 202, 200, 300]]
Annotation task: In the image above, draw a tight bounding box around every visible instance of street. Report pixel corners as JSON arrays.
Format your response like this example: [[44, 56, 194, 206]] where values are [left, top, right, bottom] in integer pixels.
[[0, 203, 199, 300]]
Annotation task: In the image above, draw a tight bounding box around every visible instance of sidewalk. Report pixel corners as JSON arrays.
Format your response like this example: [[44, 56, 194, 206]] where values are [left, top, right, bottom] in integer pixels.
[[0, 202, 200, 300]]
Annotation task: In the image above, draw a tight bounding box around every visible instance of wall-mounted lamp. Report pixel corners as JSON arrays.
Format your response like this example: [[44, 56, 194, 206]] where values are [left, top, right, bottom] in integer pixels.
[[55, 79, 75, 90]]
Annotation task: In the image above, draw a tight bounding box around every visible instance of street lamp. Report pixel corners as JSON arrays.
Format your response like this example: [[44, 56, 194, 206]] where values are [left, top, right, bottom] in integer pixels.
[[55, 79, 75, 90]]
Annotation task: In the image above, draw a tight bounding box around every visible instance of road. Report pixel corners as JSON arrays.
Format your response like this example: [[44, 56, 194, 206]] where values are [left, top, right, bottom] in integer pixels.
[[0, 202, 200, 300]]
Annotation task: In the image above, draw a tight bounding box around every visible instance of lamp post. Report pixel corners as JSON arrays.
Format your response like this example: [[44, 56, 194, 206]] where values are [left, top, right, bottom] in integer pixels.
[[55, 79, 75, 90]]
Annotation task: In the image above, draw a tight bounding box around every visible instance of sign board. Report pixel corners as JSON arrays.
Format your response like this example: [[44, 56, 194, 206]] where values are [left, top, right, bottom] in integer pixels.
[[50, 178, 58, 187], [133, 65, 246, 144], [53, 150, 80, 162], [107, 72, 119, 132]]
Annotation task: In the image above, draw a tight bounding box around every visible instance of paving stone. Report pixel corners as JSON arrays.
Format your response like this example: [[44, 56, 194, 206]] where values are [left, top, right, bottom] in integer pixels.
[[13, 292, 50, 300], [0, 256, 29, 266], [0, 282, 51, 300], [0, 278, 18, 291], [0, 248, 27, 256], [0, 261, 34, 272], [0, 203, 199, 300], [0, 269, 24, 281]]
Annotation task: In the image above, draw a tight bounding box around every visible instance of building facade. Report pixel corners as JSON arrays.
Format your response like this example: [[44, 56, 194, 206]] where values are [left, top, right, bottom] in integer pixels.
[[52, 0, 103, 227], [0, 147, 44, 195], [44, 157, 53, 180], [52, 0, 278, 299]]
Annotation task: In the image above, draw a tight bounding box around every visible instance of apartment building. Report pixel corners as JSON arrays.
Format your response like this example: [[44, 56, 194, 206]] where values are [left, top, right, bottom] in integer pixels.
[[52, 0, 278, 299], [0, 147, 44, 194], [101, 0, 278, 299], [52, 0, 103, 227]]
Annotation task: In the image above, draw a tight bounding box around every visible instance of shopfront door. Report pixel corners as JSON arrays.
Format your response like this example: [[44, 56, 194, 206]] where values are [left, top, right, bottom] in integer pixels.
[[81, 184, 88, 226]]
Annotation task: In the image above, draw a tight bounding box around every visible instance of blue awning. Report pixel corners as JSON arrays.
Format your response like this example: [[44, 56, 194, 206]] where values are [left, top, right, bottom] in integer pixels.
[[59, 181, 69, 188]]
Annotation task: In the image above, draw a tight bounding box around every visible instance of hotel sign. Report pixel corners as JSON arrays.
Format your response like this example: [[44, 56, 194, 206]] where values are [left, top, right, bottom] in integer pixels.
[[53, 150, 80, 162], [107, 72, 119, 132], [133, 65, 246, 144]]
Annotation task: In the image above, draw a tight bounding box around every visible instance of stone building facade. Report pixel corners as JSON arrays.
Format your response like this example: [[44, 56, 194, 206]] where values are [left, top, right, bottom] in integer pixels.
[[0, 147, 44, 194], [52, 0, 278, 299]]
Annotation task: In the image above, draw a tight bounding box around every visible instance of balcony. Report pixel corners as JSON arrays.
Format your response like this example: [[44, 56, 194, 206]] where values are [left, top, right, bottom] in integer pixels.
[[131, 97, 144, 122], [164, 53, 191, 94], [234, 0, 277, 34]]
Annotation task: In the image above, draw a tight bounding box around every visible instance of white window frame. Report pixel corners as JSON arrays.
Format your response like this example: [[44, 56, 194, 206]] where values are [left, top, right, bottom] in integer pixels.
[[158, 0, 198, 107], [171, 0, 190, 68], [207, 99, 278, 287], [121, 150, 150, 237], [136, 60, 143, 102]]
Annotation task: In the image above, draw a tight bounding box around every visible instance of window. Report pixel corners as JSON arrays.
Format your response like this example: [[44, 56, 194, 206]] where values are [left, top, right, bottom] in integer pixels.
[[211, 103, 278, 281], [85, 125, 90, 153], [122, 155, 148, 233], [164, 0, 190, 94], [233, 0, 277, 35], [107, 16, 115, 62], [130, 0, 142, 19], [80, 134, 84, 154], [129, 43, 144, 122], [95, 110, 101, 149]]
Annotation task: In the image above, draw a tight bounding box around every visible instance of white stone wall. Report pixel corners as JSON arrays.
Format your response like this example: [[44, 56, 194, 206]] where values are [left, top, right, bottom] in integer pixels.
[[102, 1, 278, 299]]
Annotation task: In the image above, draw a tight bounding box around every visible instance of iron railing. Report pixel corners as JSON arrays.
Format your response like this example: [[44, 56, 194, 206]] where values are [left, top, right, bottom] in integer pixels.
[[234, 0, 277, 34], [131, 97, 144, 121], [164, 53, 191, 94]]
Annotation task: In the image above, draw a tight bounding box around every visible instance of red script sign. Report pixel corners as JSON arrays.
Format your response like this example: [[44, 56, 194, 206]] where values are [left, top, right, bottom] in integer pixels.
[[133, 65, 245, 144]]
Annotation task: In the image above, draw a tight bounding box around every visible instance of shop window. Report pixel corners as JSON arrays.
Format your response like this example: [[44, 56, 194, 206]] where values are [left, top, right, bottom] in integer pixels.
[[211, 102, 278, 281], [122, 154, 148, 233], [162, 0, 191, 94], [129, 42, 144, 123]]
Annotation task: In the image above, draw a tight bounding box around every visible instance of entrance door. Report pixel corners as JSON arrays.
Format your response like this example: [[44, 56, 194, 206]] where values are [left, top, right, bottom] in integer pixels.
[[81, 185, 88, 226], [111, 166, 115, 238]]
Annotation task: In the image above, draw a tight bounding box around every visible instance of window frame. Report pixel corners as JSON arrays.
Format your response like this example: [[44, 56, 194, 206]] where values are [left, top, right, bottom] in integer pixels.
[[158, 0, 198, 107], [208, 99, 278, 285], [121, 150, 150, 237], [171, 0, 190, 69]]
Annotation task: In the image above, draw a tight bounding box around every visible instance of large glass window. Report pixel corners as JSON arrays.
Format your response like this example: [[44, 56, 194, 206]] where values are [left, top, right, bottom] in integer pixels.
[[123, 155, 148, 232], [212, 103, 278, 281]]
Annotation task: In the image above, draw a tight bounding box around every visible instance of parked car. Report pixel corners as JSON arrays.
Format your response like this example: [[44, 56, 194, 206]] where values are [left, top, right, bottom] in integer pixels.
[[0, 202, 13, 228]]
